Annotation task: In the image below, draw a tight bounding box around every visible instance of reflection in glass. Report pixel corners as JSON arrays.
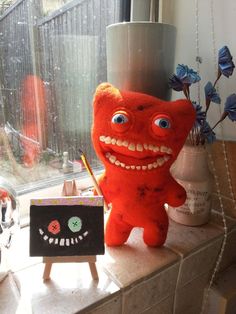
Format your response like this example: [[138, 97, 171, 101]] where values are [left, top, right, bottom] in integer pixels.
[[0, 177, 19, 281], [0, 0, 121, 193]]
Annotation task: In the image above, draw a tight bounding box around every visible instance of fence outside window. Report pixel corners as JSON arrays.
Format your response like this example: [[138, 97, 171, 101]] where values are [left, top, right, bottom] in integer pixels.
[[0, 0, 121, 192]]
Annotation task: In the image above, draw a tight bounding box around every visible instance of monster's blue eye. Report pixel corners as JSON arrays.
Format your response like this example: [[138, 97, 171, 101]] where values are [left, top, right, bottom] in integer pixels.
[[111, 111, 132, 133], [154, 118, 171, 129], [152, 114, 173, 137], [112, 113, 129, 124]]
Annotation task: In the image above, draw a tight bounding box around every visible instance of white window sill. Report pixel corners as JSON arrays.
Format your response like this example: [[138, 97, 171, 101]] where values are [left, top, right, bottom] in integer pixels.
[[1, 208, 235, 313]]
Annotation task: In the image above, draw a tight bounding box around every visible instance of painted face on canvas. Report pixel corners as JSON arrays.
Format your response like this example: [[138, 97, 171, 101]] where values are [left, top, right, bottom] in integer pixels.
[[30, 201, 104, 256]]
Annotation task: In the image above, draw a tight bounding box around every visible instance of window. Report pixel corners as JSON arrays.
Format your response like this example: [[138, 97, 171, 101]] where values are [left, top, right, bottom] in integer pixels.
[[0, 0, 122, 198]]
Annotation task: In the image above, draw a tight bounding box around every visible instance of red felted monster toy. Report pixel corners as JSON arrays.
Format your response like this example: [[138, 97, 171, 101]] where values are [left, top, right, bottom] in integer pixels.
[[92, 83, 195, 247]]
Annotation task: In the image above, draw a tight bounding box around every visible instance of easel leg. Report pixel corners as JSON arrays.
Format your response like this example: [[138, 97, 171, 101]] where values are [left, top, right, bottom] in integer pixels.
[[88, 262, 98, 280], [43, 262, 52, 281]]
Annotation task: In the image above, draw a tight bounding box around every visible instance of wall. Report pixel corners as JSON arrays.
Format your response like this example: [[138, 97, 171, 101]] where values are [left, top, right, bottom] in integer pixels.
[[162, 0, 236, 142], [161, 0, 236, 219]]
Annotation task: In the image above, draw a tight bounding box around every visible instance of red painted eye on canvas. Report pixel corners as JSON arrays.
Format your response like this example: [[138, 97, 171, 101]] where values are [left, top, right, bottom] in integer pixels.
[[151, 114, 173, 137], [48, 219, 61, 235], [111, 110, 132, 133]]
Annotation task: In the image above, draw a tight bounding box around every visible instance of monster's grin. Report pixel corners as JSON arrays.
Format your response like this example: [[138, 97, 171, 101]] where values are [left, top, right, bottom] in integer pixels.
[[99, 135, 173, 170], [38, 228, 89, 247]]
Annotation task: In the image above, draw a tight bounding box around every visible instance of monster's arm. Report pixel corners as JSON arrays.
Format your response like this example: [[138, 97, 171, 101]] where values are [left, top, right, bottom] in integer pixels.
[[93, 173, 113, 204], [166, 176, 187, 207]]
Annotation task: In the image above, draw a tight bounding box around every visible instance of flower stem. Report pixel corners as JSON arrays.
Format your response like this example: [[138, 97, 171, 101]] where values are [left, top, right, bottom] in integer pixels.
[[183, 84, 190, 100], [213, 70, 221, 87], [211, 112, 228, 130], [205, 98, 211, 114]]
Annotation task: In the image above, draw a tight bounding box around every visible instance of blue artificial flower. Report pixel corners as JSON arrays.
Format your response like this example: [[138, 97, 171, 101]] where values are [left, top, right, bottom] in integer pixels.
[[169, 74, 184, 91], [192, 102, 206, 127], [176, 64, 201, 84], [204, 81, 221, 104], [218, 46, 235, 78], [224, 93, 236, 121], [200, 121, 216, 144]]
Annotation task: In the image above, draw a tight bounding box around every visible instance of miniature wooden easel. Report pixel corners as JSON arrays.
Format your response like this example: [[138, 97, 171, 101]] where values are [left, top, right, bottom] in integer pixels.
[[42, 179, 99, 281]]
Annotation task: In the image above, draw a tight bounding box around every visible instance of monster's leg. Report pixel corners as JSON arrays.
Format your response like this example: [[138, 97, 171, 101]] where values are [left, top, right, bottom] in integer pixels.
[[143, 209, 169, 247], [105, 211, 133, 246]]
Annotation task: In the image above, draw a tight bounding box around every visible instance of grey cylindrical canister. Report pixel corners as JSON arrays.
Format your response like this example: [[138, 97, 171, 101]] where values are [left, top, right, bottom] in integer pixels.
[[106, 22, 176, 100]]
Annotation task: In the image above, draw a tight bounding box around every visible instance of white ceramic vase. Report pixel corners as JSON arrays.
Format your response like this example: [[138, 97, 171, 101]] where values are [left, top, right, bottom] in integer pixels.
[[168, 145, 213, 226], [106, 22, 176, 100]]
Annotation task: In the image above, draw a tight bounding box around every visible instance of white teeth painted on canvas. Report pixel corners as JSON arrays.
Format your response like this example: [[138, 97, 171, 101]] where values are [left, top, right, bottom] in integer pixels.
[[83, 231, 89, 237], [49, 238, 54, 244], [59, 238, 65, 246], [39, 228, 44, 235], [38, 229, 89, 246], [100, 135, 173, 170]]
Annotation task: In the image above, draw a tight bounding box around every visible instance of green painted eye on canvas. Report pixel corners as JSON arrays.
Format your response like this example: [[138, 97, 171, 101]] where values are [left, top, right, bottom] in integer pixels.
[[68, 216, 82, 232]]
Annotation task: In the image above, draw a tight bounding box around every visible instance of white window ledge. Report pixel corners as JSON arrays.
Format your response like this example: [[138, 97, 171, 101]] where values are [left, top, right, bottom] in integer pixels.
[[1, 195, 236, 313]]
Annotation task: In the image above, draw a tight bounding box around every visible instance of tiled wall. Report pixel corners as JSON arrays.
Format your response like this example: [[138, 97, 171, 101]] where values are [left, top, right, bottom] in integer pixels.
[[210, 140, 236, 219]]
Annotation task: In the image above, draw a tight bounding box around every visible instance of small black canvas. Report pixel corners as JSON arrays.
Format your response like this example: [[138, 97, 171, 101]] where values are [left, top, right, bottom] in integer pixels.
[[30, 196, 104, 257]]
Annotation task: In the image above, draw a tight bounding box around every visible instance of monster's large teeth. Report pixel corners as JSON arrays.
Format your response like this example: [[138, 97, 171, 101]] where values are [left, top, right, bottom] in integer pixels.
[[128, 143, 135, 151], [100, 135, 172, 155], [160, 146, 170, 153], [157, 158, 165, 166], [105, 136, 112, 144], [109, 155, 116, 163], [106, 155, 171, 170], [136, 143, 143, 152], [148, 144, 154, 151], [111, 138, 116, 145], [100, 135, 173, 154], [159, 158, 165, 165], [100, 135, 172, 170], [99, 135, 106, 142], [116, 139, 123, 146], [164, 155, 170, 162], [148, 144, 159, 152]]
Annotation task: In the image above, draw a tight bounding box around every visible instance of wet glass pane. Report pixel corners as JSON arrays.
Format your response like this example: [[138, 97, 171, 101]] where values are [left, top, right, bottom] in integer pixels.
[[0, 0, 121, 194]]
